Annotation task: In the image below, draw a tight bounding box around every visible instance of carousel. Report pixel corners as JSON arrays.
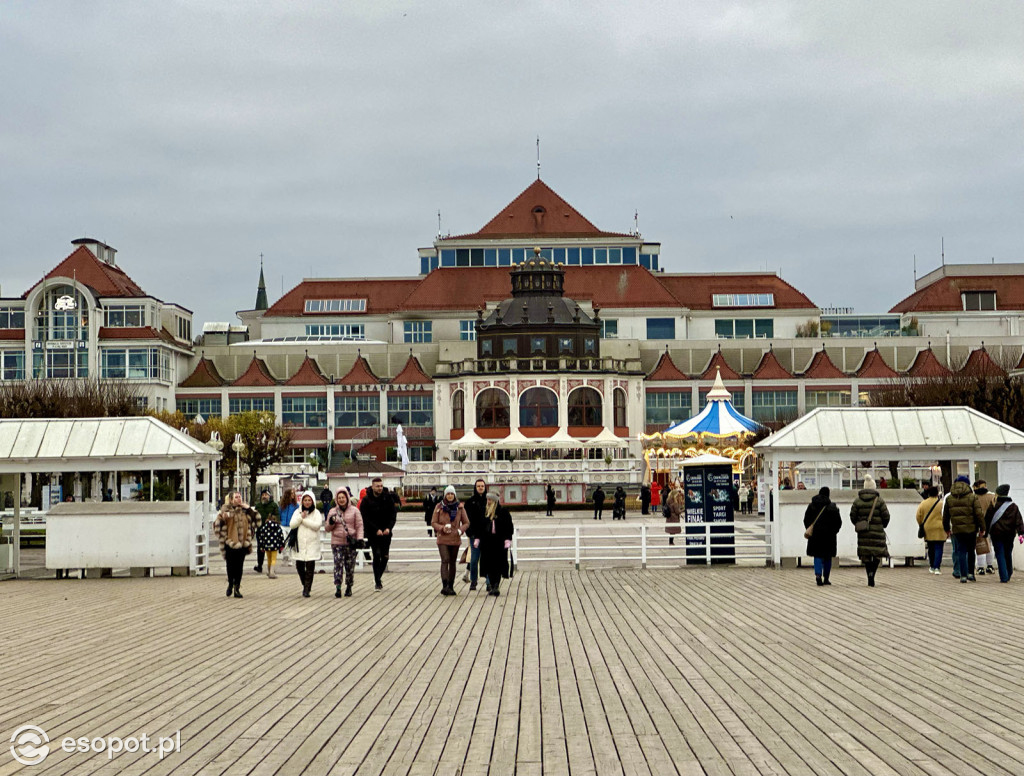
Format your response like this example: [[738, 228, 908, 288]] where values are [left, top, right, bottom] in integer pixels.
[[640, 369, 763, 486]]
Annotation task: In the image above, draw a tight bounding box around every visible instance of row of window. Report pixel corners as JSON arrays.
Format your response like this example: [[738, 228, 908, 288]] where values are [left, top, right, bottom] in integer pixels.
[[305, 324, 365, 338], [423, 246, 661, 274], [471, 387, 613, 428], [178, 395, 435, 428], [0, 307, 25, 329], [712, 293, 775, 308], [99, 348, 172, 381], [304, 299, 367, 313], [714, 318, 774, 339], [643, 389, 862, 427], [479, 334, 598, 357]]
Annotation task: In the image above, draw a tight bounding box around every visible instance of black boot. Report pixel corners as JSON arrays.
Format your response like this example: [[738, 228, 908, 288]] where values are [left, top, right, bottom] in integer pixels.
[[233, 585, 243, 599], [335, 584, 342, 598], [344, 584, 352, 597], [815, 575, 823, 587], [226, 581, 233, 597]]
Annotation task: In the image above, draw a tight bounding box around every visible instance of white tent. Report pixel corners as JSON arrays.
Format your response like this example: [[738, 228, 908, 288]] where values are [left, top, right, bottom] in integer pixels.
[[450, 429, 494, 450], [582, 427, 629, 448], [491, 427, 533, 448]]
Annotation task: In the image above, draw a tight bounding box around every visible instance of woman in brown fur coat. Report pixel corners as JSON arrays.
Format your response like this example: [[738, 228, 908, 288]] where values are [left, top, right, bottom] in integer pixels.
[[214, 492, 258, 598]]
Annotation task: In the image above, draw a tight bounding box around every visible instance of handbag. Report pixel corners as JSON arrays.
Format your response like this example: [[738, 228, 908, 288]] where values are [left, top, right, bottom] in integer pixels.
[[854, 497, 877, 534], [804, 506, 827, 540], [917, 499, 939, 539], [285, 526, 299, 550], [458, 547, 469, 564]]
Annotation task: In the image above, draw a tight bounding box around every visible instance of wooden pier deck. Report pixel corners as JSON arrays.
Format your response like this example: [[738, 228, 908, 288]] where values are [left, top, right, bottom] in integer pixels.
[[2, 566, 1023, 775]]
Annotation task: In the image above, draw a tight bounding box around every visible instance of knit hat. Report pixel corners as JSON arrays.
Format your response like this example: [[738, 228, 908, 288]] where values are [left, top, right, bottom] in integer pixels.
[[486, 491, 500, 504], [863, 475, 875, 489], [444, 485, 457, 498], [997, 484, 1010, 497], [955, 475, 971, 485]]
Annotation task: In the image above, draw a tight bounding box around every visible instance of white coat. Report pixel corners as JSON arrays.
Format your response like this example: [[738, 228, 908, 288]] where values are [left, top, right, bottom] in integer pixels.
[[290, 507, 324, 562]]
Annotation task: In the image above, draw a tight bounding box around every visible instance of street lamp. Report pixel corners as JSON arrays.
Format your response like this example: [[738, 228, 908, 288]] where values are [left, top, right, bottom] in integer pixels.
[[207, 431, 224, 505], [232, 434, 245, 496]]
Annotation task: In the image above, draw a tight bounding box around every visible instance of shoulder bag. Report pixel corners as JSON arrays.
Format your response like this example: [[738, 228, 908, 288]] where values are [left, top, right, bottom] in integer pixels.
[[917, 499, 939, 539], [854, 497, 877, 534], [804, 506, 827, 540]]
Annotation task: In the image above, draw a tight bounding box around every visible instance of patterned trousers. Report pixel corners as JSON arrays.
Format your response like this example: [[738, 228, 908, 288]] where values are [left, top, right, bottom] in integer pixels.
[[332, 544, 356, 588]]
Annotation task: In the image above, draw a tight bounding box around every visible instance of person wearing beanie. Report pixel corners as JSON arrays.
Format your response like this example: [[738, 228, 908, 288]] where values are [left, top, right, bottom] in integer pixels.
[[464, 479, 489, 590], [360, 477, 397, 591], [972, 480, 997, 575], [325, 488, 364, 598], [289, 490, 324, 597], [985, 484, 1024, 582], [476, 491, 515, 596], [943, 475, 985, 583], [916, 486, 945, 574], [803, 486, 841, 586], [431, 485, 469, 595], [850, 475, 889, 587]]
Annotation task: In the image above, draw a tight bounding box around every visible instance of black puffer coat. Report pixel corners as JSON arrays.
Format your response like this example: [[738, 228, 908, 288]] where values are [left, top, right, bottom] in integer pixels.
[[803, 492, 842, 558], [986, 497, 1024, 542], [850, 488, 889, 560]]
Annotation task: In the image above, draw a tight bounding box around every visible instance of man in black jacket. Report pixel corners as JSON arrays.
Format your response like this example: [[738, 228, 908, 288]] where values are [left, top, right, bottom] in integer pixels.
[[422, 486, 440, 537], [592, 485, 606, 520], [464, 479, 488, 590], [360, 477, 397, 591]]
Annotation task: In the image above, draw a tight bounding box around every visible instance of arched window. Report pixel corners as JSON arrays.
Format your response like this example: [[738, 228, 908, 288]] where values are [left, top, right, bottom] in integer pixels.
[[452, 390, 464, 431], [519, 387, 558, 427], [476, 388, 510, 428], [568, 387, 602, 426], [613, 388, 627, 428]]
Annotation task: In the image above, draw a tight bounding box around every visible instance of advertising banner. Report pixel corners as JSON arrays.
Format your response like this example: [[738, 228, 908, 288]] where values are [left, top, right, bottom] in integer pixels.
[[683, 464, 736, 564]]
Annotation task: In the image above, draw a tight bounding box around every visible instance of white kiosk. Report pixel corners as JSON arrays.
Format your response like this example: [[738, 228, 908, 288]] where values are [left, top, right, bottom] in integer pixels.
[[0, 416, 220, 578]]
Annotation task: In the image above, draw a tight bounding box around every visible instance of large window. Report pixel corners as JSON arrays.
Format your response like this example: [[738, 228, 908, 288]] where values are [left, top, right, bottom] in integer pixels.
[[281, 396, 328, 427], [176, 316, 192, 341], [304, 299, 366, 313], [452, 390, 464, 430], [712, 293, 775, 307], [751, 390, 798, 423], [177, 398, 221, 417], [335, 395, 380, 427], [646, 318, 675, 339], [305, 323, 365, 339], [2, 351, 24, 380], [104, 304, 147, 327], [387, 394, 433, 427], [459, 320, 477, 341], [519, 388, 558, 427], [228, 397, 275, 415], [476, 388, 510, 428], [403, 321, 432, 343], [613, 388, 627, 427], [34, 350, 88, 378], [714, 318, 774, 339], [386, 445, 435, 463], [100, 348, 172, 381], [699, 390, 746, 415], [568, 387, 602, 426], [820, 315, 900, 338], [35, 285, 88, 342], [645, 391, 691, 426], [0, 307, 25, 329], [806, 390, 850, 410], [601, 319, 618, 339], [962, 291, 996, 311]]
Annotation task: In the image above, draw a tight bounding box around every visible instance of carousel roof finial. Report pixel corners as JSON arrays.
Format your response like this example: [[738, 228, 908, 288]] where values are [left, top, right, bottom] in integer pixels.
[[706, 366, 731, 402]]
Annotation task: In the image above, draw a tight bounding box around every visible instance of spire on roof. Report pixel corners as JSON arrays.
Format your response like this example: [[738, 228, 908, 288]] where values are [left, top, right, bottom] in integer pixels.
[[255, 254, 268, 311], [706, 368, 732, 402]]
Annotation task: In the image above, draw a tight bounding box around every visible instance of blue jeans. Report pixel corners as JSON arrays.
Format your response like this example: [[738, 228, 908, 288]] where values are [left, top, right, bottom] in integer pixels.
[[813, 557, 832, 579], [951, 534, 961, 577], [926, 540, 945, 570], [992, 538, 1014, 582], [953, 533, 976, 579], [468, 543, 481, 584]]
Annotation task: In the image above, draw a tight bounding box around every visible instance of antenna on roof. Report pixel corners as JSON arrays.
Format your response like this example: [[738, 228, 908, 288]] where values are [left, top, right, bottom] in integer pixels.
[[913, 253, 916, 282], [941, 236, 945, 266], [437, 209, 443, 238], [633, 210, 639, 237], [536, 135, 541, 180]]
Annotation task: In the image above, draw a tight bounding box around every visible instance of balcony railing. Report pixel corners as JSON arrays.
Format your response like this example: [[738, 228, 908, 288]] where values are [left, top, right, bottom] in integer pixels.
[[435, 356, 644, 376]]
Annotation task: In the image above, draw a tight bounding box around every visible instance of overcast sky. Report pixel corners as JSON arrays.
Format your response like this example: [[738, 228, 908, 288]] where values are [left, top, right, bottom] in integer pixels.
[[3, 1, 1022, 327]]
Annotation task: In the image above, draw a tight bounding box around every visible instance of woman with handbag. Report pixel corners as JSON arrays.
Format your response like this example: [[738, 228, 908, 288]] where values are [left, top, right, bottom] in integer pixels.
[[665, 481, 684, 546], [916, 486, 945, 574], [432, 485, 470, 595], [477, 491, 514, 596], [850, 475, 890, 587], [803, 486, 841, 586], [213, 491, 258, 598], [290, 491, 324, 598], [325, 488, 364, 598]]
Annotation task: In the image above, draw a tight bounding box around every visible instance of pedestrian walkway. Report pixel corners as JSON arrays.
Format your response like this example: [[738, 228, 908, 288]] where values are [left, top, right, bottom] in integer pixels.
[[2, 566, 1022, 775]]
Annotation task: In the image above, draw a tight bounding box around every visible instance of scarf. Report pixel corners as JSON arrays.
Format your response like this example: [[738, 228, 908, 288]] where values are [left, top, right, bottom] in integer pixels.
[[442, 498, 460, 521]]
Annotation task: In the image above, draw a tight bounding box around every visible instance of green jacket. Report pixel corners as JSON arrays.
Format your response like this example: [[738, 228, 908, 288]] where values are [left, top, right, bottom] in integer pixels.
[[255, 499, 280, 528], [942, 482, 983, 536], [850, 489, 889, 560]]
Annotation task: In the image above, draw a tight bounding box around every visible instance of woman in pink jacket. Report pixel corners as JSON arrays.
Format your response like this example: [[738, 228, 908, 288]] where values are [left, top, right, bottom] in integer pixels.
[[325, 488, 364, 598]]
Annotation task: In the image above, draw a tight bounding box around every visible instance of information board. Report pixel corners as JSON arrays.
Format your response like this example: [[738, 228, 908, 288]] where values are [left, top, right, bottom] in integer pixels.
[[682, 464, 736, 564]]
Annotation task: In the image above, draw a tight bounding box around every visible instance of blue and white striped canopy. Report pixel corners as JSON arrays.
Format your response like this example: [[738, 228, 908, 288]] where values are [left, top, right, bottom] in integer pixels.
[[663, 371, 761, 438]]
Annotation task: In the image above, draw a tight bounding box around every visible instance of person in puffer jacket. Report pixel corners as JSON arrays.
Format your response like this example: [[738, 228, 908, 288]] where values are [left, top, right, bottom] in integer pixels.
[[325, 488, 364, 598], [290, 490, 324, 597], [943, 475, 984, 583], [850, 476, 889, 587]]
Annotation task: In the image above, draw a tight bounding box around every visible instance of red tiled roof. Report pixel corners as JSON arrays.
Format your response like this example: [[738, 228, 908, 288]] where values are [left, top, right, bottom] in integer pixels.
[[179, 357, 225, 388], [800, 347, 846, 379], [0, 329, 24, 341], [98, 326, 186, 349], [700, 351, 741, 380], [399, 265, 680, 311], [959, 347, 1006, 377], [752, 348, 793, 380], [26, 245, 147, 299], [890, 274, 1024, 313], [391, 354, 432, 384], [336, 355, 379, 386], [855, 348, 898, 379], [657, 273, 817, 311], [286, 355, 329, 386], [907, 348, 952, 378], [264, 278, 421, 317], [232, 355, 278, 386], [443, 179, 629, 240], [646, 350, 688, 381]]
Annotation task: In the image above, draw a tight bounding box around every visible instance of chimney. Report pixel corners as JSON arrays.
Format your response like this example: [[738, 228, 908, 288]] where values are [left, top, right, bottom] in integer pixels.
[[71, 238, 117, 266]]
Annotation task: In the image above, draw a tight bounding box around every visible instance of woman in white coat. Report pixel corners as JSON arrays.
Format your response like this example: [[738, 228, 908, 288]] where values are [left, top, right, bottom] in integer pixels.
[[290, 490, 324, 597]]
